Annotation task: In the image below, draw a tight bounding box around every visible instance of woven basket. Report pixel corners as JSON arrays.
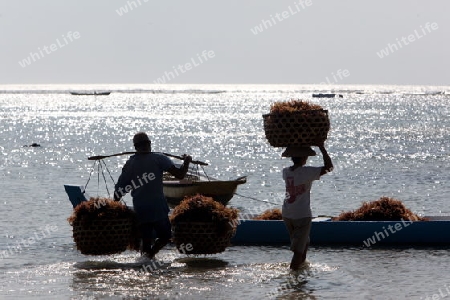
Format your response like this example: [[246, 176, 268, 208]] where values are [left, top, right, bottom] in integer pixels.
[[172, 221, 236, 255], [72, 218, 133, 255], [262, 110, 330, 147]]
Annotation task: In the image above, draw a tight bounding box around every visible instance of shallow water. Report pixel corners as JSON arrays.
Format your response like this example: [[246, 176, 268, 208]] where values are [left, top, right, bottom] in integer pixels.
[[1, 84, 449, 299]]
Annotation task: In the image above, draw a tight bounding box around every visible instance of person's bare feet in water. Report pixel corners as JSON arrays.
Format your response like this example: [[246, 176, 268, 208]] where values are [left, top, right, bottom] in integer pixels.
[[144, 238, 169, 259], [290, 251, 306, 270]]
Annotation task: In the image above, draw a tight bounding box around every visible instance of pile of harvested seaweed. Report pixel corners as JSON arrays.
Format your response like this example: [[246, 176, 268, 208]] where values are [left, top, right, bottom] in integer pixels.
[[263, 99, 330, 147], [68, 197, 136, 224], [170, 194, 238, 223], [170, 195, 239, 254], [253, 208, 282, 220], [334, 197, 426, 221], [270, 99, 324, 114], [68, 197, 139, 254], [170, 194, 238, 236]]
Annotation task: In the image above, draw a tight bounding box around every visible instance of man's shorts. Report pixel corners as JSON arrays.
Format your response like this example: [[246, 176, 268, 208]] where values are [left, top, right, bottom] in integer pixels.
[[282, 217, 312, 253]]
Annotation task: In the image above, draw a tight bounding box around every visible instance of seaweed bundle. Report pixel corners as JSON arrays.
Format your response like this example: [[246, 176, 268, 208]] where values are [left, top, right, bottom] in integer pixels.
[[270, 99, 324, 114], [170, 194, 239, 254], [263, 99, 330, 147], [68, 197, 136, 224], [68, 197, 138, 255], [170, 194, 238, 235], [334, 197, 426, 221], [253, 208, 282, 220]]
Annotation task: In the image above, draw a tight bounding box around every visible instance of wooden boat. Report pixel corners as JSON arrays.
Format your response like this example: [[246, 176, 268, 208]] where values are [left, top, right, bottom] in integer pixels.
[[64, 187, 450, 246], [64, 173, 247, 209], [312, 93, 336, 98], [231, 216, 450, 246], [70, 91, 111, 96], [163, 174, 246, 207], [66, 153, 244, 208]]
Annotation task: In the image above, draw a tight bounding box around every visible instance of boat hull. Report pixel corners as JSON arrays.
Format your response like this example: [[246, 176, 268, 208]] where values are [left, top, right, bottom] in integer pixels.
[[231, 216, 450, 246], [70, 91, 111, 95], [163, 178, 246, 207], [64, 185, 450, 246]]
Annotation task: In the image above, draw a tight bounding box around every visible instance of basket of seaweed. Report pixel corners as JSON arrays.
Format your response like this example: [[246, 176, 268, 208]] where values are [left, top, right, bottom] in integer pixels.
[[170, 194, 239, 255], [67, 197, 138, 255], [253, 208, 282, 220], [263, 100, 330, 147], [334, 197, 427, 221]]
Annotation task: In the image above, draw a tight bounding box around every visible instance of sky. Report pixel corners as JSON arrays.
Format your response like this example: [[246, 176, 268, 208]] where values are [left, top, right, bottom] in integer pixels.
[[0, 1, 449, 85]]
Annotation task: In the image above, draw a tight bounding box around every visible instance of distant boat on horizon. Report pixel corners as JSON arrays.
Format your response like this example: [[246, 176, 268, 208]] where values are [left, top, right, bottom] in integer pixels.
[[70, 91, 111, 96], [312, 93, 343, 98]]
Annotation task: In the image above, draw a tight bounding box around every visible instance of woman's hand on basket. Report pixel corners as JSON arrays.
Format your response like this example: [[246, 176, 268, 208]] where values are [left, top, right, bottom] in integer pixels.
[[312, 139, 325, 148]]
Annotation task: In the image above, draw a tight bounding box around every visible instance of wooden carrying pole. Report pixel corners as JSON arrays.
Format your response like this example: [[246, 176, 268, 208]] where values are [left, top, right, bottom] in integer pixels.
[[87, 152, 208, 166]]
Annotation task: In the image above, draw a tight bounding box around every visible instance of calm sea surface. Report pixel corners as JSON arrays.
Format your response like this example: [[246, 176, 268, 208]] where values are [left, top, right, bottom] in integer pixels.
[[0, 84, 449, 299]]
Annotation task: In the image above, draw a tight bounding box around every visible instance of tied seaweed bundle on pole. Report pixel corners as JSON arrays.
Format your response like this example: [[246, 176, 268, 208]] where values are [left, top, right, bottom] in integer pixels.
[[67, 197, 138, 255], [263, 100, 330, 147], [170, 194, 239, 255]]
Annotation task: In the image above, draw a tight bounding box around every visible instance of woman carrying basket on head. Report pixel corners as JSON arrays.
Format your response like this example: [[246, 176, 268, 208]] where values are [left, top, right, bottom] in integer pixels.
[[281, 140, 333, 270]]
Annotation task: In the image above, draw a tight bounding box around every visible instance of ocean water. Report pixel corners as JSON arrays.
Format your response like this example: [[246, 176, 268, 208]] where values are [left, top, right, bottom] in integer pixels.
[[0, 84, 449, 299]]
